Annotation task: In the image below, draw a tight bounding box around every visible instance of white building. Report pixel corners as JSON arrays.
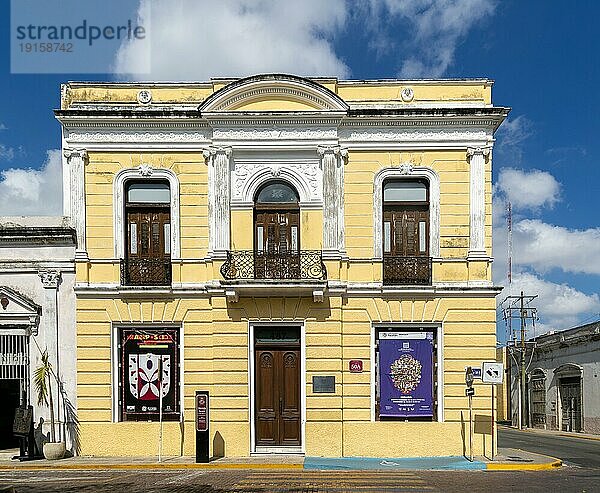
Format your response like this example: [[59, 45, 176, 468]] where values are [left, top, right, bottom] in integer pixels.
[[509, 321, 600, 434], [0, 217, 77, 454]]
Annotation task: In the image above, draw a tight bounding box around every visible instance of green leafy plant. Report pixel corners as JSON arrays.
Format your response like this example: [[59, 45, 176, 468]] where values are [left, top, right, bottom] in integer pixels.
[[33, 349, 57, 443]]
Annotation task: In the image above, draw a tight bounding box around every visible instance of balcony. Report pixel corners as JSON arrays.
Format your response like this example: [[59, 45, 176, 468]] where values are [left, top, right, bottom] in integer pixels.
[[120, 258, 172, 286], [220, 250, 327, 281], [383, 256, 432, 286]]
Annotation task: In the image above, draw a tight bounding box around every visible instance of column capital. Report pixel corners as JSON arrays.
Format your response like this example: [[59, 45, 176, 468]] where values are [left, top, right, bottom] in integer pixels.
[[39, 270, 61, 289], [466, 146, 491, 159], [63, 148, 88, 161], [203, 146, 232, 161], [317, 145, 348, 158]]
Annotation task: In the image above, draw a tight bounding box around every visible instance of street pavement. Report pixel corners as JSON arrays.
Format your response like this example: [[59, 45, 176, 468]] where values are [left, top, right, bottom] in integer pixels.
[[1, 427, 599, 492], [0, 467, 599, 493], [498, 426, 600, 468]]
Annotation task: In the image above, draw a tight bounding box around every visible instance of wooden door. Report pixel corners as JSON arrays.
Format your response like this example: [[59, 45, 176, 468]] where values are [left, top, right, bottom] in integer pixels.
[[383, 207, 429, 257], [126, 208, 170, 284], [254, 210, 300, 278], [255, 348, 301, 446], [560, 377, 582, 432], [127, 209, 170, 260]]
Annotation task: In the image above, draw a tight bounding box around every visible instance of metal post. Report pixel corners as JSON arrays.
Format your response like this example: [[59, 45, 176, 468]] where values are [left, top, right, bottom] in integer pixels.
[[491, 384, 495, 460], [469, 394, 474, 462], [158, 357, 163, 463], [520, 291, 526, 429]]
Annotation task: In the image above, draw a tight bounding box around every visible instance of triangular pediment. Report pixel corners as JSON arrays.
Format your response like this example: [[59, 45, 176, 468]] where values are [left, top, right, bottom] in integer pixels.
[[200, 74, 348, 113], [0, 286, 41, 331]]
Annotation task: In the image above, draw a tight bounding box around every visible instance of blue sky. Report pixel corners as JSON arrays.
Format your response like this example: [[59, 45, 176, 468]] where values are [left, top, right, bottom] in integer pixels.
[[0, 0, 598, 336]]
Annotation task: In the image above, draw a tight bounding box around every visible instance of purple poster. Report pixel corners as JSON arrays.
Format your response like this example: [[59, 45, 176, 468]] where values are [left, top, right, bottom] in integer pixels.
[[378, 332, 434, 418]]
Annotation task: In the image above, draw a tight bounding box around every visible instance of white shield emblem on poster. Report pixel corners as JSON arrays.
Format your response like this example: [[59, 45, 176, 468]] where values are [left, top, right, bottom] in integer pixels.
[[128, 353, 171, 400]]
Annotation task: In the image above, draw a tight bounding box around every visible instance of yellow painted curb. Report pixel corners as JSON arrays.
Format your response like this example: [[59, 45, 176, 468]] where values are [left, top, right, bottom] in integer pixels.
[[0, 463, 304, 471], [486, 458, 562, 471]]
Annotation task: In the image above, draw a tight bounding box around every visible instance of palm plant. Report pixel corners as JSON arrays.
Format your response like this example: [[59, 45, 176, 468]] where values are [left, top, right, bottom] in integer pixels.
[[33, 349, 57, 443]]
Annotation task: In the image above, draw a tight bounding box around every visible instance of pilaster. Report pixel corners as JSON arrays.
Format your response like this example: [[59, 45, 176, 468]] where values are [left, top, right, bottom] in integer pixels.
[[63, 148, 88, 261], [318, 145, 347, 259], [204, 146, 232, 258], [467, 147, 490, 259]]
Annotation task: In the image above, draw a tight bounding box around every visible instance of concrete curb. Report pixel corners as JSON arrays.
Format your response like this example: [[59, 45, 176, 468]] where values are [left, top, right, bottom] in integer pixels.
[[486, 457, 562, 471], [0, 452, 562, 472]]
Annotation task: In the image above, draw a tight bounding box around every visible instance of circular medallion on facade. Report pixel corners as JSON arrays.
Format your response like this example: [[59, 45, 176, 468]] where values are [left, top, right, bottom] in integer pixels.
[[137, 89, 152, 104], [401, 87, 414, 102]]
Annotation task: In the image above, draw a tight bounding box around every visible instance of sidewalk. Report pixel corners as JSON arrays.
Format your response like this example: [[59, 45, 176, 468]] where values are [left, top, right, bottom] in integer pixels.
[[500, 424, 600, 442], [0, 448, 560, 471]]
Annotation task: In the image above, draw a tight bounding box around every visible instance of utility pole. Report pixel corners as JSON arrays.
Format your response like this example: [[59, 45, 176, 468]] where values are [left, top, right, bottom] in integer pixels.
[[501, 292, 537, 430]]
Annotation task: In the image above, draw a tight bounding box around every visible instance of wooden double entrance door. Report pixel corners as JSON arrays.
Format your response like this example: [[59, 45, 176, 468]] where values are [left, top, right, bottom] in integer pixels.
[[254, 328, 301, 447]]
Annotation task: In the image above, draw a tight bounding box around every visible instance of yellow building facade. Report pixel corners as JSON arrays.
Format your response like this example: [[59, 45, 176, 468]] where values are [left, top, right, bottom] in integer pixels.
[[56, 74, 508, 458]]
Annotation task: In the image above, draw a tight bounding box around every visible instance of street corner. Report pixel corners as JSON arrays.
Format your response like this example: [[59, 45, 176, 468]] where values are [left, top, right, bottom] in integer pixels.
[[485, 448, 562, 471]]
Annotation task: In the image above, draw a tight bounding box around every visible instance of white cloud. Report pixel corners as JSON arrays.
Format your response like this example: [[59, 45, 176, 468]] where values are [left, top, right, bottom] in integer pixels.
[[360, 0, 497, 78], [513, 220, 600, 275], [0, 149, 63, 216], [495, 115, 532, 166], [494, 167, 560, 210], [114, 0, 350, 80], [499, 272, 600, 335], [0, 144, 15, 161]]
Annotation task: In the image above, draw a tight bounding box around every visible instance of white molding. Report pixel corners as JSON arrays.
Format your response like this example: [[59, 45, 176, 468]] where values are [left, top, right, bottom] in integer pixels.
[[212, 126, 339, 142], [233, 157, 322, 205], [339, 126, 491, 144], [248, 321, 306, 454], [200, 76, 348, 112], [113, 166, 181, 260], [373, 165, 441, 258]]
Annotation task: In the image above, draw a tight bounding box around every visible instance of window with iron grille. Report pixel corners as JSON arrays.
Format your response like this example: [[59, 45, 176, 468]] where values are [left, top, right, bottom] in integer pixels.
[[382, 179, 431, 285], [122, 181, 171, 286]]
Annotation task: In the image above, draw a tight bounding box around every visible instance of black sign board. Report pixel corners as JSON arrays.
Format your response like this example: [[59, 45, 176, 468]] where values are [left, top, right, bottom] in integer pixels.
[[313, 376, 335, 393], [13, 406, 33, 436], [195, 391, 209, 463], [120, 328, 180, 420], [465, 387, 475, 397]]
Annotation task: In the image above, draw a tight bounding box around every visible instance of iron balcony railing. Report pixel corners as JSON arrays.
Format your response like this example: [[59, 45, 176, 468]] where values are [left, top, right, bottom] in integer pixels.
[[221, 250, 327, 281], [383, 256, 432, 286], [120, 258, 172, 286]]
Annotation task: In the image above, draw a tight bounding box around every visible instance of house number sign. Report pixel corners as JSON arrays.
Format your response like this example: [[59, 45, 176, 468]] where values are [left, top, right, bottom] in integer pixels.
[[349, 360, 363, 373]]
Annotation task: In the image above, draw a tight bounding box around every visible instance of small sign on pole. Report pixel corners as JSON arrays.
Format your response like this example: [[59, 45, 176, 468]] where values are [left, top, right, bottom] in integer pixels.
[[482, 362, 504, 384]]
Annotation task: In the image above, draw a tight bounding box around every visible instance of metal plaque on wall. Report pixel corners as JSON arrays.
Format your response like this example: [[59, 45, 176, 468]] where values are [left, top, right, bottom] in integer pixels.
[[312, 375, 335, 393]]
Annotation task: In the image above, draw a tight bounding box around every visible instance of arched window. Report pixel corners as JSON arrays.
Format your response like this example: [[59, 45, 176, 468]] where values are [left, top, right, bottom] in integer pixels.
[[382, 179, 431, 285], [254, 181, 300, 254], [253, 181, 300, 279], [123, 180, 171, 285]]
